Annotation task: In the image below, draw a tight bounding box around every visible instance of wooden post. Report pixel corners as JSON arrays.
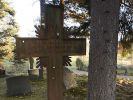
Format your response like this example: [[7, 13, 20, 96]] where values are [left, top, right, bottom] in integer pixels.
[[47, 56, 64, 100]]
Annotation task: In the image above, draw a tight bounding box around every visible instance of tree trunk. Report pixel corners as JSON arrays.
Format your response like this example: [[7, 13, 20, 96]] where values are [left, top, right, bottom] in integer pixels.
[[88, 0, 120, 100]]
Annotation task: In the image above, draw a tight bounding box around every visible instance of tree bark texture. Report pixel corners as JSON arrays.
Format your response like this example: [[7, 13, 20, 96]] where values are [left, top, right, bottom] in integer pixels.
[[88, 0, 120, 100]]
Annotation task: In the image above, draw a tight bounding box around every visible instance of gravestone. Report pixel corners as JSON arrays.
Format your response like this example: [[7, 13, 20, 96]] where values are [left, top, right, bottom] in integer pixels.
[[29, 57, 34, 69], [6, 76, 31, 96], [28, 57, 43, 80], [16, 4, 86, 100], [28, 57, 40, 80]]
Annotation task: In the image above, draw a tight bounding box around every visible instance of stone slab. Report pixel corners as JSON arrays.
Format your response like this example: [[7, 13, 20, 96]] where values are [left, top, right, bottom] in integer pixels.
[[6, 76, 31, 96]]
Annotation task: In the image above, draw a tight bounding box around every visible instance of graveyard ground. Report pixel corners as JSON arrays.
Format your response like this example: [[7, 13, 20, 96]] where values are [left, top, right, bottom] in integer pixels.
[[0, 55, 133, 100], [0, 73, 133, 100]]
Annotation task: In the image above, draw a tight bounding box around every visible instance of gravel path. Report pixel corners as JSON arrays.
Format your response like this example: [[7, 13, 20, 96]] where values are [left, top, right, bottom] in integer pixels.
[[72, 70, 88, 76], [72, 69, 133, 80]]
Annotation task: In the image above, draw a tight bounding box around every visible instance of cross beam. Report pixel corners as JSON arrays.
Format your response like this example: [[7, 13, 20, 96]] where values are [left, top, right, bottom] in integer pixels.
[[16, 38, 86, 57]]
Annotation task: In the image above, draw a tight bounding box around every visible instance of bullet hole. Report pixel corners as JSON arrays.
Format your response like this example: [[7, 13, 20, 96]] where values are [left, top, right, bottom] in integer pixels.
[[104, 10, 110, 14], [103, 30, 107, 34]]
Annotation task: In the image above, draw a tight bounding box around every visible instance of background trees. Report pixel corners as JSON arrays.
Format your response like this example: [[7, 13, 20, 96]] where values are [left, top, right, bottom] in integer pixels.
[[0, 0, 18, 67], [64, 0, 133, 51]]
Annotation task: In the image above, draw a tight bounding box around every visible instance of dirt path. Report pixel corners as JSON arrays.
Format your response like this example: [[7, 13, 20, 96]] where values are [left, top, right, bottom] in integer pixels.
[[72, 69, 133, 80]]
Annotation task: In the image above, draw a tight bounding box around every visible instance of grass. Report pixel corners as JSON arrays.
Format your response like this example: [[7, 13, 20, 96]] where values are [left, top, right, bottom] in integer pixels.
[[128, 69, 133, 75], [117, 68, 133, 75], [117, 69, 126, 75]]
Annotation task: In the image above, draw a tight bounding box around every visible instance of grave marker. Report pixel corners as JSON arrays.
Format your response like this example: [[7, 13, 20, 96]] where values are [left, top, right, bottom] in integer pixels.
[[6, 76, 31, 96], [16, 4, 86, 100]]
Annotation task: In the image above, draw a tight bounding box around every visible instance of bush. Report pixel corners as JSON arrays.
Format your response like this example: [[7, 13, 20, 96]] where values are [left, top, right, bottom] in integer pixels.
[[75, 75, 88, 88], [76, 58, 87, 71]]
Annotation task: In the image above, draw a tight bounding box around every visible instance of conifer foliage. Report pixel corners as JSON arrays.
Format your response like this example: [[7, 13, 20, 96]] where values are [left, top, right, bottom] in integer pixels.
[[0, 0, 18, 66]]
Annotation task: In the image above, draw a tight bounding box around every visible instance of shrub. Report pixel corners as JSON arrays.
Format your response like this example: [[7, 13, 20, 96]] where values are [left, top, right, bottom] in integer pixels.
[[76, 58, 87, 71]]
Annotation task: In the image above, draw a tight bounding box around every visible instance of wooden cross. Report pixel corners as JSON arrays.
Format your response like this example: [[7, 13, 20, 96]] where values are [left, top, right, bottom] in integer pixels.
[[16, 4, 86, 100]]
